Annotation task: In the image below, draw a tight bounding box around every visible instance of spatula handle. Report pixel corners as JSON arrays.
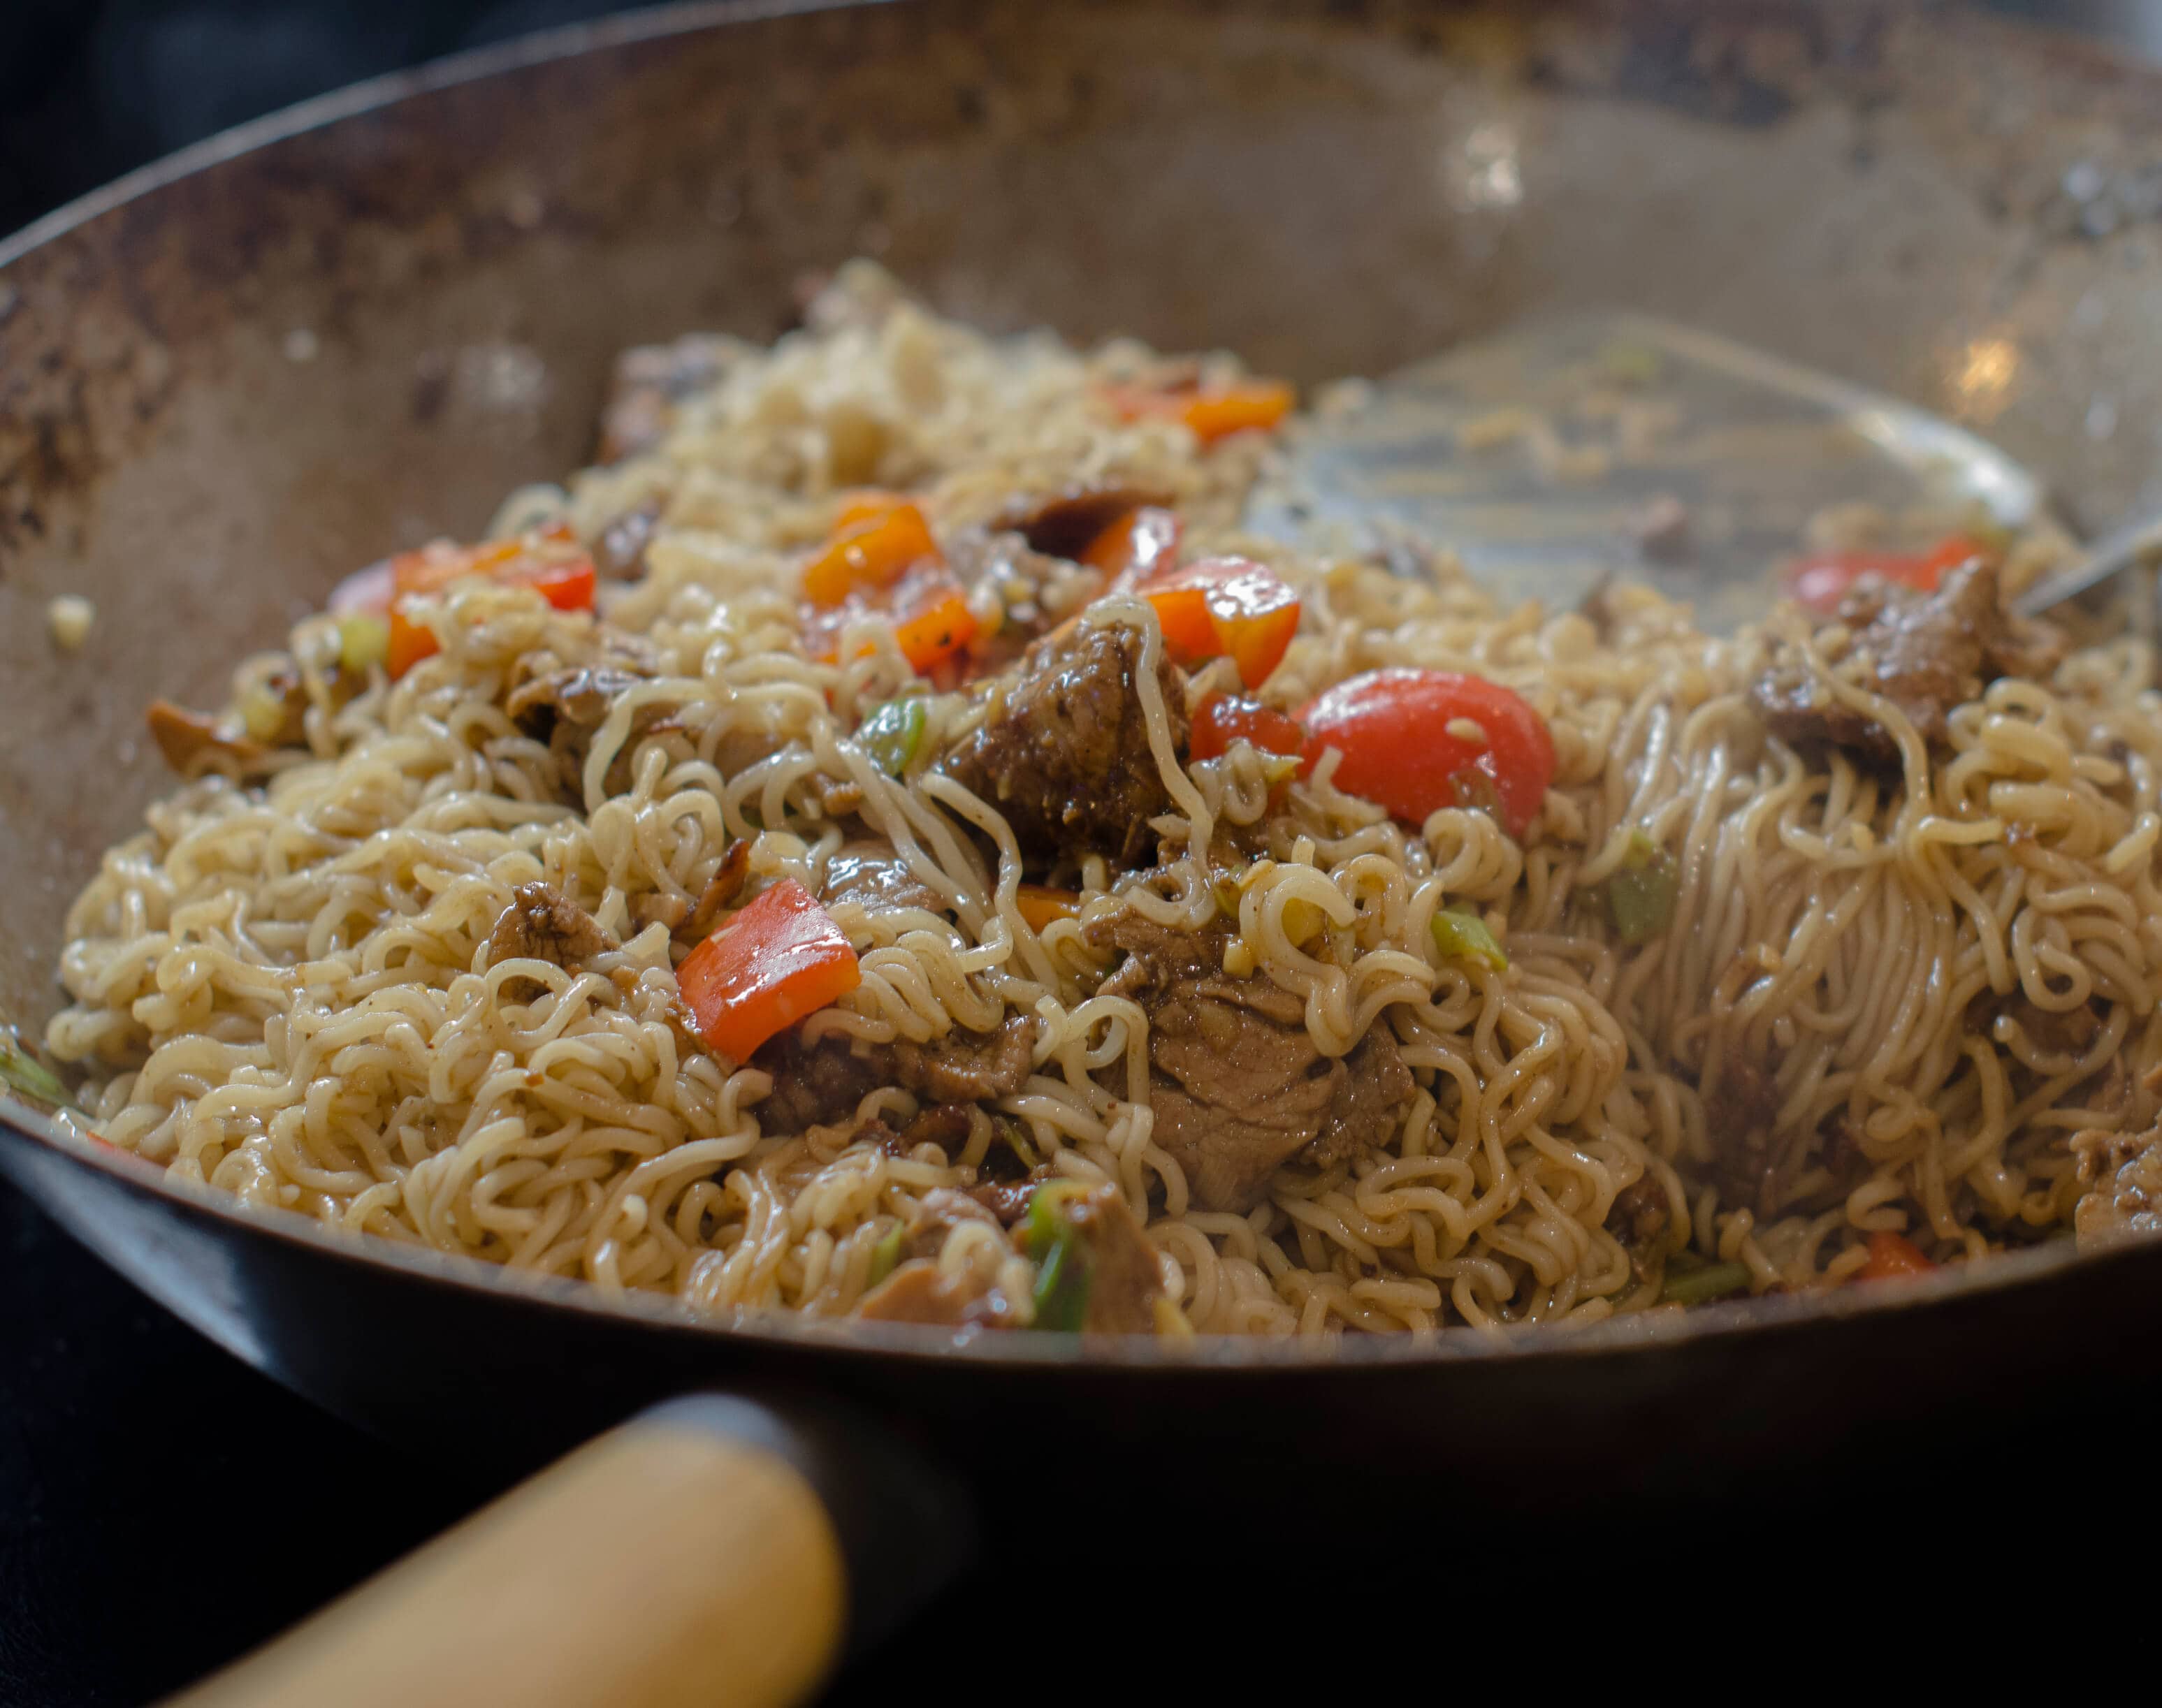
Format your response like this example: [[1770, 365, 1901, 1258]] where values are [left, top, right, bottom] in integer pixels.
[[167, 1394, 962, 1708]]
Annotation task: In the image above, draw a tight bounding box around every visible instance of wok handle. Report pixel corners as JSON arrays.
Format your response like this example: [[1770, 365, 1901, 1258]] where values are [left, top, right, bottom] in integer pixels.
[[168, 1392, 968, 1708]]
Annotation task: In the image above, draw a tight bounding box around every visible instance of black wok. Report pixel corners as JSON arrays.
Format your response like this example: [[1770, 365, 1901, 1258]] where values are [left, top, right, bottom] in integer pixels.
[[6, 1, 2162, 1698]]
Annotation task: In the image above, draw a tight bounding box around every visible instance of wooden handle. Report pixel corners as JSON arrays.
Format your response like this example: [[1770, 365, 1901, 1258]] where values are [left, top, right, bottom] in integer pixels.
[[171, 1401, 848, 1708]]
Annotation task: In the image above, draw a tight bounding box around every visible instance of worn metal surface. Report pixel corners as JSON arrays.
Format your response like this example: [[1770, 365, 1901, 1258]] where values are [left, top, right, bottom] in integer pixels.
[[3, 0, 2162, 1398]]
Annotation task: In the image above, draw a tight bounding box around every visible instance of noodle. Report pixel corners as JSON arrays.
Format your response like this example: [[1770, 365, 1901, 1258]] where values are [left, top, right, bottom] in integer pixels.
[[47, 263, 2162, 1336]]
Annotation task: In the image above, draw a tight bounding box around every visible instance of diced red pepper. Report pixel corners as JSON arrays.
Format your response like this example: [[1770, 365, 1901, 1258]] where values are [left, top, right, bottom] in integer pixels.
[[1082, 504, 1182, 581], [1857, 1229, 1937, 1282], [375, 525, 597, 678], [1191, 694, 1308, 765], [1135, 555, 1300, 688], [1298, 667, 1555, 840], [516, 555, 597, 613], [675, 878, 862, 1062], [803, 502, 939, 606], [1786, 535, 1987, 615]]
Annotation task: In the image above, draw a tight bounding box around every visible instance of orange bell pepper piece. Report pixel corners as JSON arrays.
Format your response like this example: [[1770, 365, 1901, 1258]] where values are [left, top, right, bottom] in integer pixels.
[[1015, 884, 1082, 931], [675, 878, 862, 1062], [832, 489, 911, 534], [382, 526, 597, 678], [1176, 379, 1296, 444], [1082, 504, 1183, 581], [386, 602, 440, 677], [1104, 379, 1296, 446], [803, 502, 939, 606], [1857, 1229, 1937, 1282], [892, 588, 978, 674], [1136, 556, 1300, 687]]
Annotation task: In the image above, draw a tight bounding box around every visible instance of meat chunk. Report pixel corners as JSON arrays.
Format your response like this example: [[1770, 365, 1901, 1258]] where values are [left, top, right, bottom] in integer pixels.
[[2073, 1123, 2162, 1250], [1307, 1028, 1417, 1169], [1090, 912, 1414, 1211], [995, 483, 1173, 562], [940, 619, 1189, 864], [818, 840, 948, 916], [1609, 1173, 1673, 1247], [855, 1261, 1013, 1327], [1966, 989, 2105, 1065], [750, 1032, 883, 1133], [678, 840, 752, 945], [1754, 560, 2067, 766], [146, 666, 312, 782], [505, 657, 668, 798], [750, 1015, 1036, 1134], [147, 701, 273, 781], [889, 1014, 1037, 1104], [902, 1102, 978, 1158], [1703, 1057, 1791, 1213], [505, 663, 651, 745], [969, 1171, 1050, 1225], [1053, 1183, 1168, 1334], [488, 882, 614, 995]]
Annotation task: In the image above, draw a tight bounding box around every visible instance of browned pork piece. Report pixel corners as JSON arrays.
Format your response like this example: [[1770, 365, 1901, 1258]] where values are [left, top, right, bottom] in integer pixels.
[[855, 1261, 1014, 1327], [1047, 1183, 1167, 1332], [854, 1180, 1165, 1332], [817, 839, 949, 915], [2073, 1122, 2162, 1250], [504, 651, 674, 798], [751, 1015, 1039, 1136], [939, 619, 1189, 864], [145, 662, 311, 782], [487, 882, 616, 998], [1753, 560, 2066, 766], [1088, 912, 1414, 1212], [995, 482, 1173, 561]]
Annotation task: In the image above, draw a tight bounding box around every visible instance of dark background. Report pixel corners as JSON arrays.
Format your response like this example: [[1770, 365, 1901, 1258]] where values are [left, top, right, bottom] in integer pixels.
[[4, 2, 2161, 1704]]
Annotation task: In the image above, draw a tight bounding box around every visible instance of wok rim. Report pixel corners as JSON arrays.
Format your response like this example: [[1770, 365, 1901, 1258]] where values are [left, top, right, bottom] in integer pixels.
[[3, 0, 2160, 1376], [7, 1097, 2145, 1373]]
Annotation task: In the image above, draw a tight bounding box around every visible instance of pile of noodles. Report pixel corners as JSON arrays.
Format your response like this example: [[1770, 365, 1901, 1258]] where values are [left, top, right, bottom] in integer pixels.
[[48, 263, 2162, 1336]]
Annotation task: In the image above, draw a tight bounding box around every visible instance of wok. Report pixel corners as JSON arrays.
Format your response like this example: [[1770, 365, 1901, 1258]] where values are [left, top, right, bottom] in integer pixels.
[[6, 0, 2162, 1698]]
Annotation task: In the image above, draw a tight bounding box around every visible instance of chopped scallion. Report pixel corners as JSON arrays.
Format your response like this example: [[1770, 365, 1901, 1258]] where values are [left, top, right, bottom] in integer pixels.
[[1431, 907, 1508, 972], [1, 1036, 69, 1109], [857, 697, 926, 777], [1660, 1259, 1752, 1306], [1606, 830, 1678, 945], [866, 1220, 905, 1287]]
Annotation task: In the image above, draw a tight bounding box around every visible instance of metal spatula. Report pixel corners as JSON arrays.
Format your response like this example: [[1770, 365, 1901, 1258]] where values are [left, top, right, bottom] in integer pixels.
[[1247, 311, 2159, 631]]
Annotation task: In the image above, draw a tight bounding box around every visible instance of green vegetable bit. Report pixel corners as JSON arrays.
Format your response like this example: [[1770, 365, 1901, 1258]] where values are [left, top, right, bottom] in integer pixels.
[[0, 1035, 70, 1109], [996, 1116, 1040, 1170], [866, 1220, 906, 1287], [1660, 1259, 1753, 1306], [857, 697, 926, 777], [1431, 907, 1508, 972], [1020, 1181, 1093, 1331], [337, 613, 391, 676], [1606, 830, 1678, 946]]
